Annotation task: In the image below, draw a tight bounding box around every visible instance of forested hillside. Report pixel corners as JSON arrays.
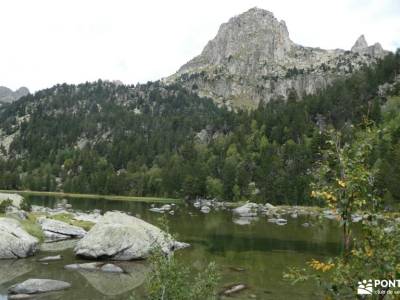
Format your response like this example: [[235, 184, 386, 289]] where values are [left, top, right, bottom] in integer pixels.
[[0, 50, 399, 204]]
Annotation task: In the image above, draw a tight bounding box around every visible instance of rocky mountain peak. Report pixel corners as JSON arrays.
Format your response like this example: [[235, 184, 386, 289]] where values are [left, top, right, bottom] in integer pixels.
[[168, 8, 388, 108], [179, 8, 293, 73], [351, 35, 386, 57], [351, 35, 368, 52], [0, 86, 30, 104]]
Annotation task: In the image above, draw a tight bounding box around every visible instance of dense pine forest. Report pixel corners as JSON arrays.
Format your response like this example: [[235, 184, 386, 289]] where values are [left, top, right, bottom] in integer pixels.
[[0, 50, 399, 205]]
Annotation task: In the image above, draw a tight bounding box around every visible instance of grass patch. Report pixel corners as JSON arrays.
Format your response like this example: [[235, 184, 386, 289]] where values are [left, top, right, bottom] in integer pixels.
[[20, 213, 44, 242], [50, 213, 94, 231]]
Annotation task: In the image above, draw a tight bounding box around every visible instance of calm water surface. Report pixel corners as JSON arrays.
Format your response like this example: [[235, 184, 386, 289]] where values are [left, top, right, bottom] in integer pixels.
[[0, 196, 342, 299]]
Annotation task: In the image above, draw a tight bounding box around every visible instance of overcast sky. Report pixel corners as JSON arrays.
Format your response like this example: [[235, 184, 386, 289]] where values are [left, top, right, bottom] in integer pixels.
[[1, 0, 399, 92]]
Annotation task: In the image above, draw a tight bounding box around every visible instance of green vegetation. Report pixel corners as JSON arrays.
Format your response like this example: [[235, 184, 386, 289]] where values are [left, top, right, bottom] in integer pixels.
[[136, 217, 220, 300], [0, 199, 12, 213], [284, 126, 400, 298], [138, 250, 219, 300], [0, 50, 399, 206], [20, 213, 44, 241], [50, 212, 94, 231]]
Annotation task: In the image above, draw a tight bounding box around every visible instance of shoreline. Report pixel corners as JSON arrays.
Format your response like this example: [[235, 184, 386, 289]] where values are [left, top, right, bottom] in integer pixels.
[[0, 190, 181, 204]]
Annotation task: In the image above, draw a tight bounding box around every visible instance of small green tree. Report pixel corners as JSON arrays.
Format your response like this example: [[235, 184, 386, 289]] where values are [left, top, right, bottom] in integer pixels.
[[285, 128, 400, 299], [310, 129, 379, 255]]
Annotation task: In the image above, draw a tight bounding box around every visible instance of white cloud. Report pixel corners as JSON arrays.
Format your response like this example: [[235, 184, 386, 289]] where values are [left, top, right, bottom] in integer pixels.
[[0, 0, 398, 91]]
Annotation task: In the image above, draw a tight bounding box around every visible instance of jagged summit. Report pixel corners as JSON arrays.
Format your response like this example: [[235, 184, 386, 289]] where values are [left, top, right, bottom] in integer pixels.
[[351, 35, 368, 52], [179, 7, 293, 73], [351, 35, 385, 57], [168, 8, 388, 108], [0, 86, 29, 104]]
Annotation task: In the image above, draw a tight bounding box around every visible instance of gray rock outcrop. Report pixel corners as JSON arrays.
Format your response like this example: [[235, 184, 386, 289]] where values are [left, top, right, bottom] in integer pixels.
[[0, 218, 38, 259], [38, 217, 86, 240], [74, 211, 189, 260], [65, 262, 124, 273], [8, 279, 71, 294], [0, 192, 24, 208], [167, 7, 388, 108], [233, 203, 259, 217], [0, 86, 29, 104], [351, 35, 385, 57]]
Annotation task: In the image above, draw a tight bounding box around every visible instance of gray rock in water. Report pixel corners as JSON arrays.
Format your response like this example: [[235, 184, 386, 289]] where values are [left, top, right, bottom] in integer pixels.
[[149, 207, 165, 213], [8, 294, 34, 299], [233, 203, 258, 217], [66, 262, 98, 271], [200, 206, 211, 213], [0, 218, 38, 259], [149, 204, 172, 213], [233, 216, 259, 225], [101, 264, 124, 273], [65, 262, 123, 273], [9, 279, 71, 294], [38, 217, 86, 240], [38, 255, 62, 262], [275, 218, 288, 225], [74, 211, 189, 260]]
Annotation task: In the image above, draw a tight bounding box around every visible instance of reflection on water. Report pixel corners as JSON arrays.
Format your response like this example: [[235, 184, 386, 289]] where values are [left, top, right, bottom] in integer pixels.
[[0, 196, 342, 299], [0, 260, 33, 285], [77, 262, 149, 296]]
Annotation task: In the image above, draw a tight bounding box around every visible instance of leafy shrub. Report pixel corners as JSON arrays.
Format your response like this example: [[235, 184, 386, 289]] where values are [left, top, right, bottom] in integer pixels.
[[20, 197, 32, 212], [142, 250, 219, 300], [0, 199, 12, 213]]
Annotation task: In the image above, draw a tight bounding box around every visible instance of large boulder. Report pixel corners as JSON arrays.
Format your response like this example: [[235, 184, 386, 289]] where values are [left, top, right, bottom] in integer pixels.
[[9, 279, 71, 294], [38, 217, 86, 240], [0, 193, 23, 208], [74, 211, 189, 260], [232, 203, 259, 217], [0, 218, 38, 259]]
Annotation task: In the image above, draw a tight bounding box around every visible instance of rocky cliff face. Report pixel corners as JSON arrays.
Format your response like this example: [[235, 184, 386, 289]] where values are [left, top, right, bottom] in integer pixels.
[[0, 86, 29, 104], [167, 7, 388, 108]]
